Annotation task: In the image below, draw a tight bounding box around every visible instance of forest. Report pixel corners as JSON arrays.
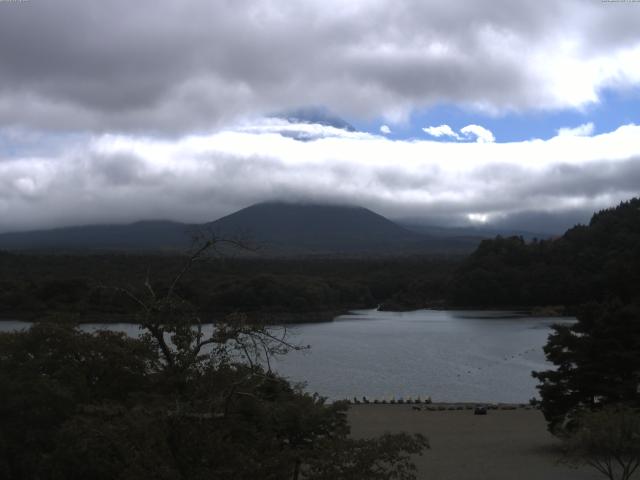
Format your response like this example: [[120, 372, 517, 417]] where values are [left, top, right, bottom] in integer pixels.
[[449, 198, 640, 309], [1, 198, 639, 321], [0, 253, 458, 322], [2, 198, 640, 478]]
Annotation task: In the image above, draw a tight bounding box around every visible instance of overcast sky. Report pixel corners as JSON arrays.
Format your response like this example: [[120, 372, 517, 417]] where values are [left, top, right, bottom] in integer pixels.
[[1, 0, 639, 233]]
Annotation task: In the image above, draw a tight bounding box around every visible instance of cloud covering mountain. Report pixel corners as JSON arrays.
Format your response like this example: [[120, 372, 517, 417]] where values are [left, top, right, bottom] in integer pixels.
[[1, 119, 638, 234], [0, 0, 639, 233]]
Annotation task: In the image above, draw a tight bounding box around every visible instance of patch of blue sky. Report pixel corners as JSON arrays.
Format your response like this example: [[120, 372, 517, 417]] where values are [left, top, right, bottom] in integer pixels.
[[0, 130, 89, 159], [351, 86, 640, 142]]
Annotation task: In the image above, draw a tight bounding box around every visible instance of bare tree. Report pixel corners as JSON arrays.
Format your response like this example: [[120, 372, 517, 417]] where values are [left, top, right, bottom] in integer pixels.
[[110, 233, 305, 375]]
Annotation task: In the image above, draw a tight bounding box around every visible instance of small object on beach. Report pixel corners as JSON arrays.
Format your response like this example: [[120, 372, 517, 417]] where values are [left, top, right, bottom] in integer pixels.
[[424, 396, 432, 404], [474, 406, 488, 415], [412, 406, 422, 411]]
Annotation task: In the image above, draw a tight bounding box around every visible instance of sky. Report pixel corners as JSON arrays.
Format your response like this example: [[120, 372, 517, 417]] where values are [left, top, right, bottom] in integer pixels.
[[0, 0, 639, 234]]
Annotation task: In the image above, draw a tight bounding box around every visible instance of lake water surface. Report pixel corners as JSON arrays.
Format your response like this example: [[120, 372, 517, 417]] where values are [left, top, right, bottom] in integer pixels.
[[0, 309, 572, 403]]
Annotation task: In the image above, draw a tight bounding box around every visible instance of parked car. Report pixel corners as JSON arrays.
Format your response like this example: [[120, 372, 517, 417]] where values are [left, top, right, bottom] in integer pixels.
[[474, 405, 488, 415]]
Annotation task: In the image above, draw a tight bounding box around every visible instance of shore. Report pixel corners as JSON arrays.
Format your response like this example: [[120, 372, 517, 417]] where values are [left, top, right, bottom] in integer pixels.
[[0, 309, 345, 325], [348, 404, 600, 480]]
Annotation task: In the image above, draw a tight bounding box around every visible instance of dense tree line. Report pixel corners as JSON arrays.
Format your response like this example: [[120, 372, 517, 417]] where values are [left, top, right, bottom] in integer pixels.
[[533, 301, 640, 432], [0, 242, 428, 479], [0, 253, 458, 321], [450, 198, 640, 308], [446, 198, 640, 447]]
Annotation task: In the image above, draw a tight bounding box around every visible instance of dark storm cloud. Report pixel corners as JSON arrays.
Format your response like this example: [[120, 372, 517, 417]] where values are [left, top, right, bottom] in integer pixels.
[[0, 0, 638, 133]]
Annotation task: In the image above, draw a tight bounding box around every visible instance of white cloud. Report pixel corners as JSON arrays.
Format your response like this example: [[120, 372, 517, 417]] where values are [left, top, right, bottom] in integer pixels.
[[460, 124, 495, 143], [380, 125, 391, 135], [422, 124, 461, 139], [1, 120, 639, 233], [422, 124, 495, 143], [557, 122, 595, 137]]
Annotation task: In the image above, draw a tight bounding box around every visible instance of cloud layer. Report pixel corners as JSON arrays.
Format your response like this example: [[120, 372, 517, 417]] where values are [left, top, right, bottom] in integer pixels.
[[1, 121, 638, 233], [0, 0, 639, 133], [0, 1, 638, 233]]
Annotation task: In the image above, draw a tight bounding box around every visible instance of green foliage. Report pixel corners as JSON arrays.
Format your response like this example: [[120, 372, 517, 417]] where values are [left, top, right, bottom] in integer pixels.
[[0, 242, 428, 479], [532, 302, 640, 433], [0, 253, 457, 319], [305, 433, 429, 480], [0, 323, 154, 479], [564, 406, 640, 480], [450, 198, 640, 307]]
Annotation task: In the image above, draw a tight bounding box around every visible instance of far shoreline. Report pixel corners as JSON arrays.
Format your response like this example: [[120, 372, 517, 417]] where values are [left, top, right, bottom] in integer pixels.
[[0, 305, 575, 326]]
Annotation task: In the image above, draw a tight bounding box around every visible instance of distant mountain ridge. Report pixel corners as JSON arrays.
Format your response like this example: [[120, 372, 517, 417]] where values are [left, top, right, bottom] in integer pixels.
[[207, 202, 419, 252], [277, 107, 356, 132], [0, 220, 192, 251], [0, 202, 483, 254]]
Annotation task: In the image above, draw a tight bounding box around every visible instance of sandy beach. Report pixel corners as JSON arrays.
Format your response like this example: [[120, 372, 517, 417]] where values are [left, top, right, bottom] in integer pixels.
[[348, 404, 602, 480]]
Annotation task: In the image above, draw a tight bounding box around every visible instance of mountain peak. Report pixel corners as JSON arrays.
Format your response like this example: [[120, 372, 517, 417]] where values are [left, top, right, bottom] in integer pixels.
[[275, 107, 356, 132], [207, 202, 416, 253]]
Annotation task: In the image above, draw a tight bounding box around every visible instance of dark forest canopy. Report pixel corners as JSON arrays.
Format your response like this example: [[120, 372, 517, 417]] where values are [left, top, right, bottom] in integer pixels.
[[0, 322, 426, 479], [0, 254, 458, 322], [449, 197, 640, 308], [0, 242, 429, 480]]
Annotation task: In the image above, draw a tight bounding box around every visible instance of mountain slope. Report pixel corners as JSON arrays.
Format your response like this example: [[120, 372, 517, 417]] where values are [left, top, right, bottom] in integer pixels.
[[0, 202, 481, 254], [0, 221, 193, 251], [207, 202, 419, 252]]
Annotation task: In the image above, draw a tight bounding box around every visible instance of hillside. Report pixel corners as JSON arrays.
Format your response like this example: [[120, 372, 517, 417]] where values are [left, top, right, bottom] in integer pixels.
[[0, 221, 193, 251], [449, 197, 640, 307], [0, 202, 481, 254], [208, 202, 422, 253]]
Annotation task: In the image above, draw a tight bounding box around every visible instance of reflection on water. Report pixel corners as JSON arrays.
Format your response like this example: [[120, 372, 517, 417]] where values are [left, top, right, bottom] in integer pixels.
[[0, 309, 573, 403], [273, 309, 574, 403]]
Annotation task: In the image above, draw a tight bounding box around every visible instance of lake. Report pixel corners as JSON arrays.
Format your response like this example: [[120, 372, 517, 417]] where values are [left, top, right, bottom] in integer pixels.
[[0, 309, 571, 403]]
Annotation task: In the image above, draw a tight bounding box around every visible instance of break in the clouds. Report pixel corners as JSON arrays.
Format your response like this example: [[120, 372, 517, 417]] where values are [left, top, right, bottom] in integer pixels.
[[0, 0, 640, 132], [1, 120, 639, 234]]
